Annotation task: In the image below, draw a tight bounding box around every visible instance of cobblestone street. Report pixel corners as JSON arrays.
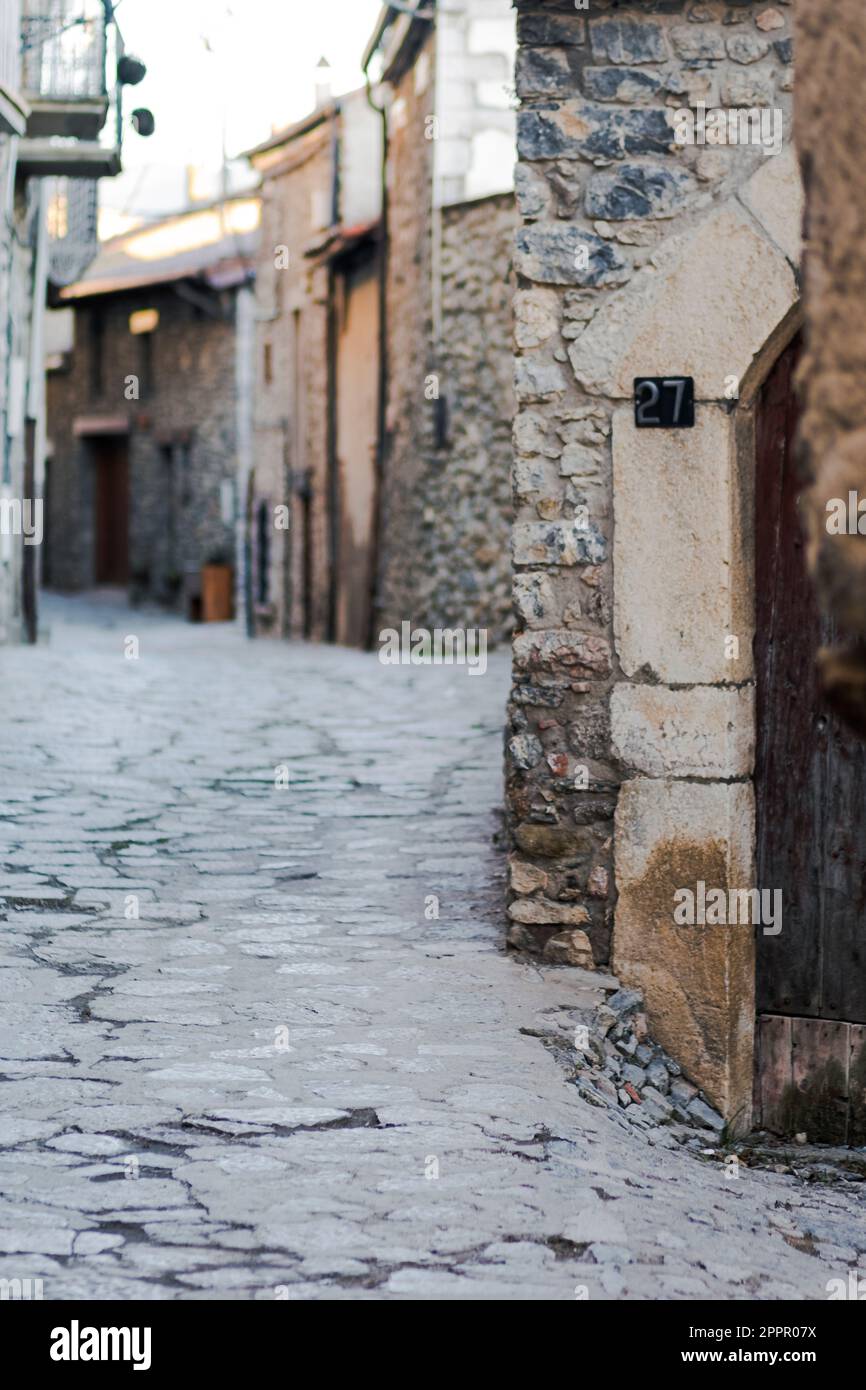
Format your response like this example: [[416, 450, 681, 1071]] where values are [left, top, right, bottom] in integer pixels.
[[0, 596, 863, 1301]]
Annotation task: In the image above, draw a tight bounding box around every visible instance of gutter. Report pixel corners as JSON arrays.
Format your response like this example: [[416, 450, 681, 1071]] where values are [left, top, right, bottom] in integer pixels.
[[362, 3, 436, 83]]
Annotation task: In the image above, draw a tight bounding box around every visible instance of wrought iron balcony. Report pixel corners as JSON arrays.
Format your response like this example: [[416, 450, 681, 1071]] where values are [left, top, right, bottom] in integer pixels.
[[16, 1, 127, 178], [47, 176, 99, 286], [20, 0, 111, 139]]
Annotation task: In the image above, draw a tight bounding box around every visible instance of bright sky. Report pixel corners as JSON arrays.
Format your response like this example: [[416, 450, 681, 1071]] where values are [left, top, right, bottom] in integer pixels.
[[103, 0, 384, 230]]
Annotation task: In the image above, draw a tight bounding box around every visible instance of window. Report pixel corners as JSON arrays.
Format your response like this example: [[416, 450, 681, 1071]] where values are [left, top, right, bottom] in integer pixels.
[[129, 308, 159, 335], [256, 499, 271, 605]]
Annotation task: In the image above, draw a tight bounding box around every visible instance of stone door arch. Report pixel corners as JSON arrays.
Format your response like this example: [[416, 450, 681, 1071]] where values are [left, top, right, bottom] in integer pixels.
[[754, 334, 866, 1143], [600, 151, 804, 1131]]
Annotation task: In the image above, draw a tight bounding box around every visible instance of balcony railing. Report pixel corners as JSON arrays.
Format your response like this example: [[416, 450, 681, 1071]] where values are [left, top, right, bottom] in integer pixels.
[[21, 0, 106, 99], [20, 0, 110, 140], [17, 0, 122, 177], [47, 176, 99, 286]]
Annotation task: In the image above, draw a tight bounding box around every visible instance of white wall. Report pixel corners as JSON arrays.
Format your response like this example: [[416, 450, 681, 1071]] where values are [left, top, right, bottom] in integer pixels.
[[433, 0, 516, 208], [341, 87, 383, 228]]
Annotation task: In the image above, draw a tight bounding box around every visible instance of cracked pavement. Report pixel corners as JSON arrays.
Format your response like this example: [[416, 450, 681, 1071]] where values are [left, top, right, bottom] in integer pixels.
[[0, 594, 863, 1300]]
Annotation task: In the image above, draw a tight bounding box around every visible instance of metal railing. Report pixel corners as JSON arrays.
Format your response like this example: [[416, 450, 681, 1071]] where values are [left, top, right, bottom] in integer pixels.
[[20, 0, 108, 102], [47, 175, 99, 284]]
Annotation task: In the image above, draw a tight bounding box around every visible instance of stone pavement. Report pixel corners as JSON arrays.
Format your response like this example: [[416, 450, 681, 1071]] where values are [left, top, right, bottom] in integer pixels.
[[0, 594, 863, 1301]]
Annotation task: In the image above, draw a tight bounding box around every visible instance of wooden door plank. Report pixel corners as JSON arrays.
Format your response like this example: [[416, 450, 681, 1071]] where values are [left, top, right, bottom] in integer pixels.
[[756, 1013, 792, 1134], [849, 1024, 866, 1146], [790, 1017, 849, 1145], [755, 337, 822, 1017], [755, 335, 866, 1025]]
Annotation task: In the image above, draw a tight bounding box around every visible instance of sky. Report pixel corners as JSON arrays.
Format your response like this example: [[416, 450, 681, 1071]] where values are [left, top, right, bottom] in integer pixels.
[[102, 0, 385, 231]]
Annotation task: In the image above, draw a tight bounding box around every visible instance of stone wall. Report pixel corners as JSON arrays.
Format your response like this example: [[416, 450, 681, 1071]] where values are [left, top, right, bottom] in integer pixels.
[[506, 0, 799, 1122], [375, 27, 516, 646], [431, 193, 514, 637], [375, 30, 437, 638], [251, 120, 333, 640], [45, 285, 238, 605]]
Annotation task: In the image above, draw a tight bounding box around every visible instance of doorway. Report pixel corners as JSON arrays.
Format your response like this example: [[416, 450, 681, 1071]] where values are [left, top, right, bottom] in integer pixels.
[[92, 436, 129, 585], [754, 333, 866, 1142]]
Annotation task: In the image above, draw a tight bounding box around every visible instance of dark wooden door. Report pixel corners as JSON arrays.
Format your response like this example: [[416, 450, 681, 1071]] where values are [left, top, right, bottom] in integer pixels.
[[93, 437, 129, 585], [755, 334, 866, 1141]]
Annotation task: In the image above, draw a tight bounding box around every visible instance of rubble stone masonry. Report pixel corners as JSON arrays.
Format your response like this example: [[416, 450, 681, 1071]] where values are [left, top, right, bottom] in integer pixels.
[[375, 26, 516, 646], [506, 0, 796, 985]]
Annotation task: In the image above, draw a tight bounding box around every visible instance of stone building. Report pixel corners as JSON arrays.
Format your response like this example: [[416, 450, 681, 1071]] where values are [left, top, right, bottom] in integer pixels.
[[0, 0, 131, 643], [504, 0, 830, 1136], [44, 194, 260, 612], [244, 1, 518, 651], [245, 87, 383, 645], [363, 0, 517, 645]]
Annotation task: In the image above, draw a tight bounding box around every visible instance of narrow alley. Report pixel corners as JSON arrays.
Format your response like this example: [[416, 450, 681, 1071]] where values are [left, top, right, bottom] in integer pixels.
[[0, 596, 863, 1301]]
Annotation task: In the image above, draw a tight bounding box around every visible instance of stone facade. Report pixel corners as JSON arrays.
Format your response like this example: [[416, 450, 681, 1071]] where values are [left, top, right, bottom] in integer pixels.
[[247, 90, 382, 645], [369, 1, 517, 647], [507, 0, 799, 1127], [45, 197, 259, 610], [248, 112, 335, 641]]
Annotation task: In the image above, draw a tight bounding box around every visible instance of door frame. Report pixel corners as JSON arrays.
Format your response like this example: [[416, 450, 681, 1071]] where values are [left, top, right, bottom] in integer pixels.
[[607, 156, 805, 1131]]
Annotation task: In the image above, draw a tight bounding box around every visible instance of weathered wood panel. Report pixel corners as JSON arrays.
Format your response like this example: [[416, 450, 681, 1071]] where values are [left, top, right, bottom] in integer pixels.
[[849, 1024, 866, 1146], [790, 1018, 849, 1145], [755, 1013, 792, 1135], [757, 1014, 852, 1141], [755, 335, 866, 1025]]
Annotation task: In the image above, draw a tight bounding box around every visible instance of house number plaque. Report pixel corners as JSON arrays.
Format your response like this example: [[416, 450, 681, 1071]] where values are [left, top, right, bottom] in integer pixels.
[[634, 376, 695, 428]]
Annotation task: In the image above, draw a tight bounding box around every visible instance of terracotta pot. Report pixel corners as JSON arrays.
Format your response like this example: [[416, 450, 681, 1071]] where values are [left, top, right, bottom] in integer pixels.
[[201, 565, 233, 622]]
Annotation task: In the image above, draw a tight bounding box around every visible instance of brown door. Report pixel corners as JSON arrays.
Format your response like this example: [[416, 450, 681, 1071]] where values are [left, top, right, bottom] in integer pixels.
[[754, 333, 866, 1141], [93, 436, 129, 584], [333, 253, 379, 648]]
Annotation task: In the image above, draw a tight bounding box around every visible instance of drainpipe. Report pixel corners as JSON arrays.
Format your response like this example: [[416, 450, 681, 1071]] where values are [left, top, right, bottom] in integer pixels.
[[325, 262, 339, 644], [326, 110, 341, 643], [234, 281, 256, 636]]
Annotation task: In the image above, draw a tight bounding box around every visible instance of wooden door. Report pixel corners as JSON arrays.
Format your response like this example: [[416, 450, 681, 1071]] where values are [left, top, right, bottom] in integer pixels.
[[754, 333, 866, 1141], [93, 436, 129, 585], [333, 250, 379, 649]]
